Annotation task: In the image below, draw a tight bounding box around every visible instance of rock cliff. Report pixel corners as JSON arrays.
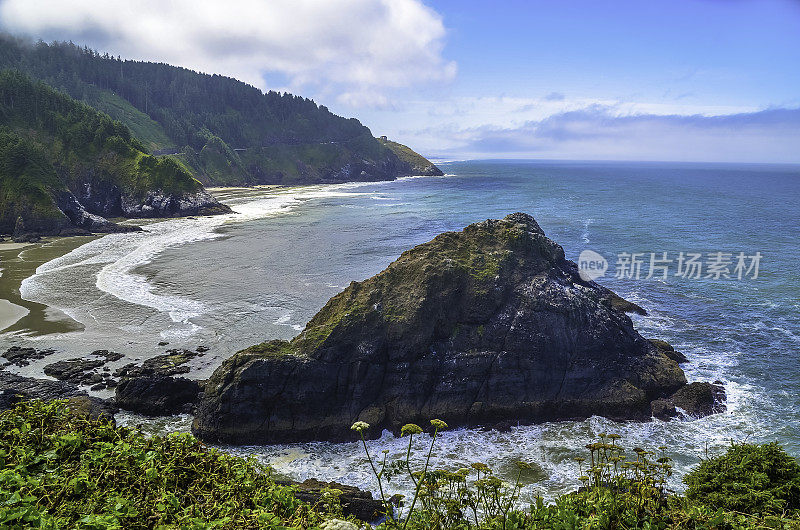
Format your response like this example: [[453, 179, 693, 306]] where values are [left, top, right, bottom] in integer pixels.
[[378, 137, 444, 176], [193, 213, 722, 444]]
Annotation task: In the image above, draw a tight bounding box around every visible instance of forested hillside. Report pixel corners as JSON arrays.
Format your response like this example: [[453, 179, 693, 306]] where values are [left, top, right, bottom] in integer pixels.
[[0, 34, 437, 185], [0, 70, 228, 237]]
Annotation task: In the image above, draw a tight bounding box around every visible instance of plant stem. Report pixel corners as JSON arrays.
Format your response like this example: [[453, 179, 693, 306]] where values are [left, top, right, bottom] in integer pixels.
[[402, 427, 439, 530], [360, 433, 389, 516]]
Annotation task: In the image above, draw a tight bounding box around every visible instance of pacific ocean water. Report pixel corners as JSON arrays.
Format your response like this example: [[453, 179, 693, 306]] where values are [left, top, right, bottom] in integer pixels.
[[4, 160, 800, 501]]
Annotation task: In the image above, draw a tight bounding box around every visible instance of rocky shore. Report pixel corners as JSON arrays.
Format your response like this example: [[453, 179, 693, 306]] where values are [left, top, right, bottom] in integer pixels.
[[5, 187, 231, 242], [192, 213, 726, 444]]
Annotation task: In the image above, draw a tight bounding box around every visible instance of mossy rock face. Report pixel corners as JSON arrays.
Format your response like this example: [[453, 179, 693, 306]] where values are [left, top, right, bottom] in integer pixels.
[[377, 137, 443, 176], [195, 213, 714, 444]]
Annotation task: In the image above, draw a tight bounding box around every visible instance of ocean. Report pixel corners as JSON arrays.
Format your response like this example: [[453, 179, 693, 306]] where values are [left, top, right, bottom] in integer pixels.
[[2, 160, 799, 502]]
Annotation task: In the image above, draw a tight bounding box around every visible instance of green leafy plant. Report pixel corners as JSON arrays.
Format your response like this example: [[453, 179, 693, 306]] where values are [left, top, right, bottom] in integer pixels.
[[684, 441, 800, 516], [0, 399, 342, 529]]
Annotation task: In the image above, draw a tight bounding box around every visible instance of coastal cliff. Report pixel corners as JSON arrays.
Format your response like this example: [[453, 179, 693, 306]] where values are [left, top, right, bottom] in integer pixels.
[[193, 213, 723, 444], [0, 71, 229, 238], [378, 137, 444, 176]]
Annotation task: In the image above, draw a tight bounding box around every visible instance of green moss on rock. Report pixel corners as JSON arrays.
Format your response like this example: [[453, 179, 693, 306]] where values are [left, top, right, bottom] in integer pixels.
[[377, 137, 443, 176]]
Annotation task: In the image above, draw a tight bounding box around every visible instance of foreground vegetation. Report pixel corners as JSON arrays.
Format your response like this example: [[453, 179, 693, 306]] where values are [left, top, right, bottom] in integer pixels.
[[2, 401, 800, 529], [0, 400, 328, 528], [353, 421, 800, 529]]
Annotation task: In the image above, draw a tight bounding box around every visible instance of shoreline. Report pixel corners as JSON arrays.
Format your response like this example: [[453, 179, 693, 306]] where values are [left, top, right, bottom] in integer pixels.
[[0, 236, 99, 336], [0, 184, 328, 344]]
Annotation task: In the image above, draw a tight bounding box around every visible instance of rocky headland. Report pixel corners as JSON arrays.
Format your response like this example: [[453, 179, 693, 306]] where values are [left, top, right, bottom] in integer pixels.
[[0, 71, 232, 240], [378, 137, 444, 177], [193, 213, 725, 444]]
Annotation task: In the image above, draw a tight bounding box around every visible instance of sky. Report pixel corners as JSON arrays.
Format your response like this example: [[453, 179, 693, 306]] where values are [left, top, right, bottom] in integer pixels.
[[1, 0, 799, 163]]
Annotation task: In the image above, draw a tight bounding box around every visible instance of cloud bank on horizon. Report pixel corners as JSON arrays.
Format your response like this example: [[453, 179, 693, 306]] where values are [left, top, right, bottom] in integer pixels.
[[1, 0, 798, 163], [420, 106, 800, 164]]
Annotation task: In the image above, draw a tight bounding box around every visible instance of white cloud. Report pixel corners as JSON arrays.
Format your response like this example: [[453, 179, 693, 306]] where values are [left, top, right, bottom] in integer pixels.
[[0, 0, 456, 106], [422, 106, 800, 163]]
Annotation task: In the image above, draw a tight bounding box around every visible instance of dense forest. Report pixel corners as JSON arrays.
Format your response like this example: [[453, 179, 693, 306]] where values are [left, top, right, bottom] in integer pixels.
[[0, 70, 223, 236], [0, 34, 434, 185]]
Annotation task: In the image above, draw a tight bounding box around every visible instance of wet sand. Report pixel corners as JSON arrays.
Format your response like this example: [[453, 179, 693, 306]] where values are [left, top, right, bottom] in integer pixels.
[[0, 236, 99, 335]]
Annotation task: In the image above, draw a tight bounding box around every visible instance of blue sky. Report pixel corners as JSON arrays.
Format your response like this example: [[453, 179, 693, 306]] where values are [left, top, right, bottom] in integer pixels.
[[2, 0, 799, 162]]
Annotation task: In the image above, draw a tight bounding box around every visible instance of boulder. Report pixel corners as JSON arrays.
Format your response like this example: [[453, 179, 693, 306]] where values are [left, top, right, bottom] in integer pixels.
[[651, 382, 726, 420], [0, 372, 117, 422], [44, 358, 107, 385], [649, 339, 689, 364], [65, 396, 119, 424], [193, 213, 714, 444], [115, 375, 200, 415], [280, 478, 398, 523]]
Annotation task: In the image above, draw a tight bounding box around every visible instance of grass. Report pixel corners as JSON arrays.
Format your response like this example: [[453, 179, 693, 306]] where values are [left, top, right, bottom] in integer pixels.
[[81, 86, 172, 151], [238, 339, 300, 360]]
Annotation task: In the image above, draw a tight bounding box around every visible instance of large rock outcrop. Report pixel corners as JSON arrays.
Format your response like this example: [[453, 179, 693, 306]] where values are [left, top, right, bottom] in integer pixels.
[[194, 213, 719, 444], [76, 178, 231, 218]]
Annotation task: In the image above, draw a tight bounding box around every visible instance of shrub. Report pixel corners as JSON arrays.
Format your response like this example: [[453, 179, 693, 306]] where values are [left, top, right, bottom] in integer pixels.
[[0, 400, 330, 529], [684, 441, 800, 516]]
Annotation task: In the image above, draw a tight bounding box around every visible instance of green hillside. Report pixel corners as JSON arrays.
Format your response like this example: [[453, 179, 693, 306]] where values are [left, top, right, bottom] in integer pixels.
[[81, 85, 172, 151], [0, 34, 438, 186], [378, 137, 443, 176], [0, 130, 71, 235], [0, 70, 226, 236]]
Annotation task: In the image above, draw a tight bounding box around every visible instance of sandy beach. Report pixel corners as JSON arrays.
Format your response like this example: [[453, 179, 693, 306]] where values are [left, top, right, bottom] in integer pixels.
[[0, 236, 98, 335]]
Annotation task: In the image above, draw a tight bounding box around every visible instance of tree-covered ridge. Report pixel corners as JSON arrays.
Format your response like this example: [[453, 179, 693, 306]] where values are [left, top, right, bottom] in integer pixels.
[[0, 34, 438, 186], [0, 70, 225, 236], [0, 130, 69, 235], [0, 70, 198, 195], [0, 34, 368, 149]]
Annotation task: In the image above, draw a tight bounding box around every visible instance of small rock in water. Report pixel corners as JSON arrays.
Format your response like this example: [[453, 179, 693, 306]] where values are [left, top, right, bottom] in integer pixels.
[[91, 349, 124, 362], [43, 359, 106, 386], [649, 339, 689, 364], [2, 346, 57, 367], [285, 478, 399, 523], [113, 349, 199, 378], [651, 382, 726, 420], [158, 341, 169, 346], [196, 345, 209, 352]]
